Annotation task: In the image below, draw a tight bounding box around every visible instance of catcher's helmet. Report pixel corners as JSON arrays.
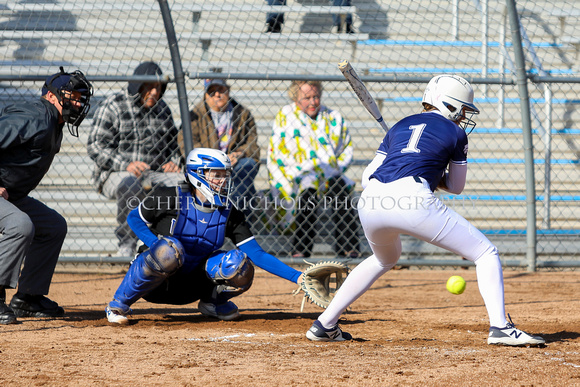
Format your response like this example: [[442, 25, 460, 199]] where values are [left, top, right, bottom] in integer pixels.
[[43, 66, 93, 137], [185, 148, 232, 208], [422, 75, 479, 132]]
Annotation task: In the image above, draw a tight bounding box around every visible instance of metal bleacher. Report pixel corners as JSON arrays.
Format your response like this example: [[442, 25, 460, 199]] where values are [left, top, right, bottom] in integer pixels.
[[1, 0, 579, 264]]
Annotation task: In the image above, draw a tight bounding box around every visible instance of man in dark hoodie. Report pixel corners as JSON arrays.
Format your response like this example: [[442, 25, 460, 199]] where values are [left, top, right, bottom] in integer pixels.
[[0, 67, 93, 324], [88, 62, 181, 257]]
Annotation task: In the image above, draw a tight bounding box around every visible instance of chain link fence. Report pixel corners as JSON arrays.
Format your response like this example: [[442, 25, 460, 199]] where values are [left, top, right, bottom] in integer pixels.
[[0, 0, 578, 268]]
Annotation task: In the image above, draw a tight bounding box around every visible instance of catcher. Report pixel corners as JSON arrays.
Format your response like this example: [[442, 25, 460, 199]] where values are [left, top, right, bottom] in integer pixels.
[[105, 148, 348, 324]]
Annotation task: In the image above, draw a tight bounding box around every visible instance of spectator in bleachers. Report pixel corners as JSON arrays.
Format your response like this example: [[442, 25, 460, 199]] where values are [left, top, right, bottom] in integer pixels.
[[267, 80, 360, 259], [265, 0, 285, 33], [332, 0, 354, 33], [178, 79, 260, 228], [0, 67, 92, 324], [87, 61, 181, 258]]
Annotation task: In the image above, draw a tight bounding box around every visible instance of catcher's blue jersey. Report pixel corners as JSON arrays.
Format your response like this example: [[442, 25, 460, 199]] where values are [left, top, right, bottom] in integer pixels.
[[370, 111, 468, 191], [172, 187, 231, 272]]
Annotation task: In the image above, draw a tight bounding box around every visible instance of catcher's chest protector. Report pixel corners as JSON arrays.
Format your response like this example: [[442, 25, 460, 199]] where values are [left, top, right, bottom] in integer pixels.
[[172, 189, 230, 265]]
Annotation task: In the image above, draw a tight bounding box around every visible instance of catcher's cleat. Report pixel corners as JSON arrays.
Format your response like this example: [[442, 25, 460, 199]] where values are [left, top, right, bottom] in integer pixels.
[[106, 306, 129, 325], [487, 315, 545, 346], [198, 300, 240, 321], [306, 320, 352, 342], [9, 293, 64, 318]]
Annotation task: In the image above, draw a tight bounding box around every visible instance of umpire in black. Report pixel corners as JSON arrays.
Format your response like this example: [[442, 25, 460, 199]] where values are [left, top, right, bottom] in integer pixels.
[[0, 67, 93, 324]]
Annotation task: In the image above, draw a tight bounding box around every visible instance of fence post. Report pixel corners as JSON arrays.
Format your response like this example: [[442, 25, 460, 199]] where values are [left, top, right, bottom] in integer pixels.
[[158, 0, 194, 156], [506, 0, 537, 271], [481, 0, 489, 96], [452, 0, 459, 40]]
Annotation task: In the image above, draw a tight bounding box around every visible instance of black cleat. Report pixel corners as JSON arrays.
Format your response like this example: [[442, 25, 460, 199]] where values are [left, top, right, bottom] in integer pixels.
[[10, 293, 64, 318], [0, 288, 17, 325], [0, 303, 17, 325]]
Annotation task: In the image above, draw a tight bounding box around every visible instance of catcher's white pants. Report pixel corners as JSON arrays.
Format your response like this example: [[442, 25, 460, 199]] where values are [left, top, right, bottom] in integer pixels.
[[318, 176, 508, 329]]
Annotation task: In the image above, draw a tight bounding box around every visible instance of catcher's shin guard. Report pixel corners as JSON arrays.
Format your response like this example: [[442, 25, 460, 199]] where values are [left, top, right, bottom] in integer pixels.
[[205, 249, 254, 303], [109, 236, 184, 312]]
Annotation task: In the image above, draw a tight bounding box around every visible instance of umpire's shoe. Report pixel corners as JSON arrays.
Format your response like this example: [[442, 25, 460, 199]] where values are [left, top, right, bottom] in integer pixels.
[[306, 320, 352, 342], [487, 315, 545, 347], [9, 293, 64, 318], [0, 288, 17, 325]]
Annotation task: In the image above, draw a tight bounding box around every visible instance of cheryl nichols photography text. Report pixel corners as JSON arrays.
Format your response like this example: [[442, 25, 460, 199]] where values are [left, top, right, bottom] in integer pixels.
[[125, 194, 476, 212]]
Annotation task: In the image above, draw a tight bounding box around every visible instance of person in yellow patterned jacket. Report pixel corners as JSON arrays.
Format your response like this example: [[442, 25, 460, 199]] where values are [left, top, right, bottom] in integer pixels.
[[267, 80, 360, 259]]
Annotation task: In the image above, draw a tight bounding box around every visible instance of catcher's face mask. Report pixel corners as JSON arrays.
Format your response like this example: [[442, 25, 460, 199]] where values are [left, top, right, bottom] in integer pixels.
[[185, 148, 233, 208]]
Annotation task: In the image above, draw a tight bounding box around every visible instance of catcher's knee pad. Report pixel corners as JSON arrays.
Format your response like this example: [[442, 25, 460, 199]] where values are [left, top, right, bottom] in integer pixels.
[[142, 236, 185, 276], [206, 249, 255, 300]]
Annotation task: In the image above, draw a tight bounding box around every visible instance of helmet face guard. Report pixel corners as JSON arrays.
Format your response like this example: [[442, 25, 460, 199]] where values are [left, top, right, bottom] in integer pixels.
[[458, 108, 478, 135], [44, 67, 93, 137], [185, 148, 233, 208], [442, 97, 478, 134], [422, 75, 480, 134]]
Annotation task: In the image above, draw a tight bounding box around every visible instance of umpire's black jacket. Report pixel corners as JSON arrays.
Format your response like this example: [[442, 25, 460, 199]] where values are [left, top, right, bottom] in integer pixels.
[[0, 98, 64, 202]]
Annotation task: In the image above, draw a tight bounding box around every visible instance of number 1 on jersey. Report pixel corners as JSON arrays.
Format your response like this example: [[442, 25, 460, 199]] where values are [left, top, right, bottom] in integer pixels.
[[401, 124, 426, 153]]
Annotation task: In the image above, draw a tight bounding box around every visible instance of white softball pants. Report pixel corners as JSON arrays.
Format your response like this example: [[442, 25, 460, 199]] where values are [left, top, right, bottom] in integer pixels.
[[318, 176, 508, 329]]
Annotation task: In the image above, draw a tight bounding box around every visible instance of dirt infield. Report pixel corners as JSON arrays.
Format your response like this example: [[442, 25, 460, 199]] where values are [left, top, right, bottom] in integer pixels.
[[1, 267, 579, 386]]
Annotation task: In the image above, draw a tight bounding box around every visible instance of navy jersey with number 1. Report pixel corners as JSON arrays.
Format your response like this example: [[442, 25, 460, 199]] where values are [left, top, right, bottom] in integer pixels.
[[370, 111, 468, 191]]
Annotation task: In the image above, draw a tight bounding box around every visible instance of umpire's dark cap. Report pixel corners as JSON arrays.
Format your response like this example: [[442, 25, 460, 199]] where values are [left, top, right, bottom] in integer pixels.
[[42, 72, 72, 96]]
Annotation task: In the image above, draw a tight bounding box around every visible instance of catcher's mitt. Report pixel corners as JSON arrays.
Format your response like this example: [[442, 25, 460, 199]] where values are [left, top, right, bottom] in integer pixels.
[[297, 261, 350, 311]]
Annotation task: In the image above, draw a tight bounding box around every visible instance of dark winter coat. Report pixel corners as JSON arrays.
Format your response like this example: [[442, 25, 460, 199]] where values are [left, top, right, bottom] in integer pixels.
[[0, 98, 63, 201]]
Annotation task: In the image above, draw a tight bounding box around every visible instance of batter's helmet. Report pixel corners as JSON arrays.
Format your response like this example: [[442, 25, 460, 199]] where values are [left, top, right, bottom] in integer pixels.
[[422, 74, 479, 133]]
